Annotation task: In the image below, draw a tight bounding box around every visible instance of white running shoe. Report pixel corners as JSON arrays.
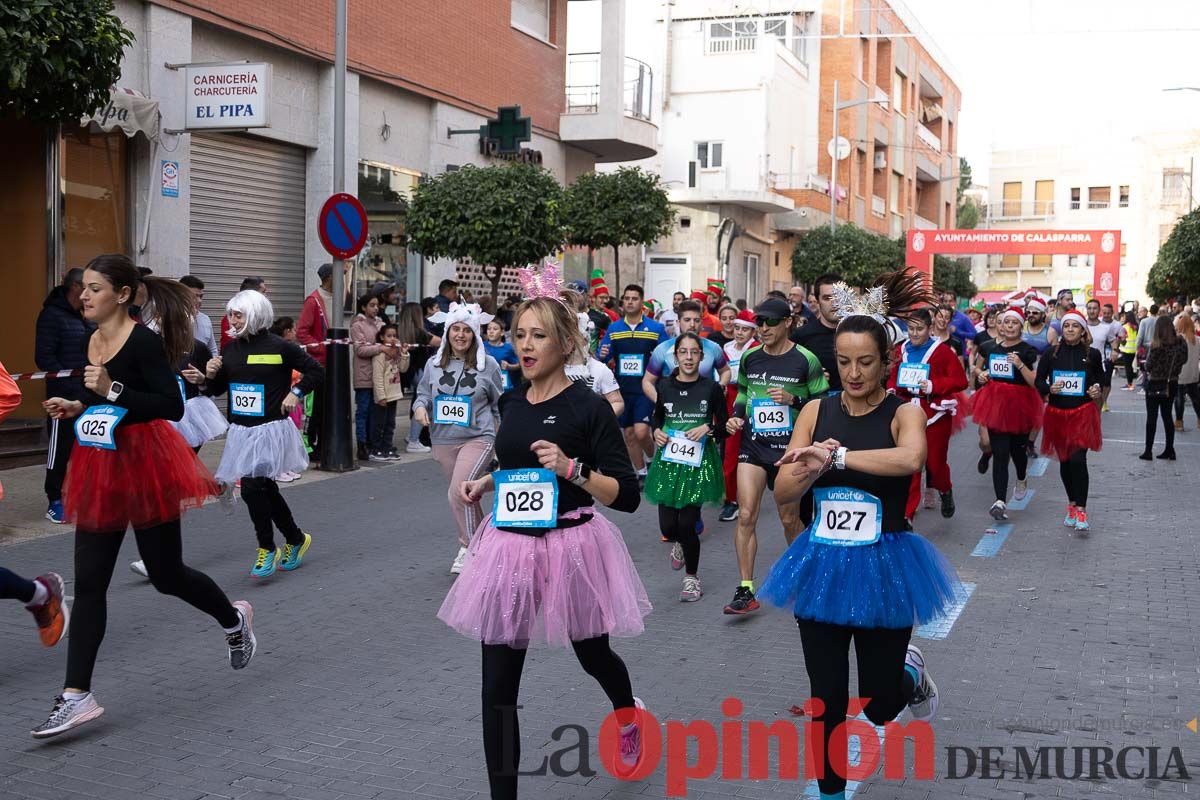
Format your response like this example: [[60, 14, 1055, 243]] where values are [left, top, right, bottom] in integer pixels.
[[669, 542, 684, 571], [276, 471, 301, 483], [31, 693, 105, 739], [989, 500, 1008, 520], [1012, 479, 1028, 501], [226, 601, 256, 670], [905, 645, 939, 722], [129, 560, 149, 578], [450, 546, 468, 575], [680, 575, 702, 602], [923, 488, 937, 509], [217, 481, 237, 514], [406, 441, 431, 454]]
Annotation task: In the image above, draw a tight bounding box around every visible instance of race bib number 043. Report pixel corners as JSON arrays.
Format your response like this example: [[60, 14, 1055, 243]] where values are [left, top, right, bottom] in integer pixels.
[[230, 383, 265, 417], [661, 431, 704, 468], [988, 354, 1014, 379], [1053, 370, 1085, 397], [493, 469, 558, 528], [812, 487, 883, 546], [75, 405, 129, 450], [434, 394, 472, 427], [750, 398, 791, 434]]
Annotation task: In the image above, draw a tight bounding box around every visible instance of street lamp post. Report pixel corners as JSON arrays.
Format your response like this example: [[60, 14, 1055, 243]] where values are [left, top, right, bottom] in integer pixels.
[[831, 81, 889, 233]]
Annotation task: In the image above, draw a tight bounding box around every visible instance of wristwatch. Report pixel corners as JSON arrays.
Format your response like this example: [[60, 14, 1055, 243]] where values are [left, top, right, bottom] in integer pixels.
[[290, 387, 303, 398], [832, 446, 848, 470], [568, 463, 592, 487], [106, 381, 125, 402]]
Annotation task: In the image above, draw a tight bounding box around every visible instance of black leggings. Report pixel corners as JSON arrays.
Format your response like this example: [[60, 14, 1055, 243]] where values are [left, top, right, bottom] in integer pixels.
[[240, 477, 304, 550], [1174, 382, 1200, 423], [987, 430, 1029, 501], [1144, 391, 1175, 453], [482, 635, 635, 800], [1115, 352, 1136, 385], [0, 566, 36, 603], [657, 505, 700, 574], [798, 620, 914, 796], [1058, 449, 1089, 507], [67, 520, 239, 691]]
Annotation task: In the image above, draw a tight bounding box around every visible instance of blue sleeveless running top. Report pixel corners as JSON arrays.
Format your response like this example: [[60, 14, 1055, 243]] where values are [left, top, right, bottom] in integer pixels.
[[1023, 324, 1051, 355]]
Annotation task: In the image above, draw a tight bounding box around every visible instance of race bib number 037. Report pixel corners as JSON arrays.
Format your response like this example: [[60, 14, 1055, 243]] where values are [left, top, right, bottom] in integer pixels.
[[812, 487, 883, 546], [493, 469, 558, 528], [75, 405, 129, 450], [230, 383, 265, 417]]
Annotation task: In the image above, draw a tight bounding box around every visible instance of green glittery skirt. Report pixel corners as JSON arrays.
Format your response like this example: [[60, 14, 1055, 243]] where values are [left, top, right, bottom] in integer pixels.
[[644, 439, 725, 509]]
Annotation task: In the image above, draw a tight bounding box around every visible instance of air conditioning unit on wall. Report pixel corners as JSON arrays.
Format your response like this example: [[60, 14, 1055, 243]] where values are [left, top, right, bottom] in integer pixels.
[[874, 151, 887, 170]]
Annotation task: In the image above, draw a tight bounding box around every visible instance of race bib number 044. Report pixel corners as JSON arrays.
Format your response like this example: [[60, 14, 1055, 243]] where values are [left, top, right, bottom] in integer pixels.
[[750, 398, 791, 434], [661, 431, 704, 468], [75, 405, 129, 450], [230, 383, 265, 417], [493, 469, 558, 528], [812, 487, 883, 546], [434, 394, 472, 427]]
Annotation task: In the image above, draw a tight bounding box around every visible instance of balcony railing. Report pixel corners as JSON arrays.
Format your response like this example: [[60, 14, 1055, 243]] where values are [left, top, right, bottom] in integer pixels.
[[707, 36, 758, 54], [915, 122, 941, 152], [871, 195, 886, 217], [985, 200, 1055, 221], [914, 215, 937, 230], [565, 53, 654, 121]]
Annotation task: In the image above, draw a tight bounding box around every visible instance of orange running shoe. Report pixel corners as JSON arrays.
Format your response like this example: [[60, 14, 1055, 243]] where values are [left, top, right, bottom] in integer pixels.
[[27, 573, 67, 647]]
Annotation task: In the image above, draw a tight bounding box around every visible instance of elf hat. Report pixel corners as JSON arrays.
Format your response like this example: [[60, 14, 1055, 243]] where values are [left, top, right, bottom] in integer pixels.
[[689, 290, 709, 302], [590, 269, 610, 297], [707, 278, 726, 296]]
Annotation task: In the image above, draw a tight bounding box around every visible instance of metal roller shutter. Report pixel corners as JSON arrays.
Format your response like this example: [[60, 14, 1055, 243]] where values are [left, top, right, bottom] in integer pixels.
[[189, 133, 308, 322]]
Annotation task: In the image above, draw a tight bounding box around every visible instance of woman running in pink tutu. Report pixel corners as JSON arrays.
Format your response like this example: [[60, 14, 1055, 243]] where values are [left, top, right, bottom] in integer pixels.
[[438, 284, 652, 800]]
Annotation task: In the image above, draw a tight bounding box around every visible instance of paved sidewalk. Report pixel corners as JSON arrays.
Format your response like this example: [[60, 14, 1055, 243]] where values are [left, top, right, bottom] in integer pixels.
[[0, 386, 1196, 799]]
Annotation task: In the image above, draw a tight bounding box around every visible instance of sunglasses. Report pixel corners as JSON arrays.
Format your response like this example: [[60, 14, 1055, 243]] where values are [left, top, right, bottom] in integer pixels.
[[754, 316, 786, 327]]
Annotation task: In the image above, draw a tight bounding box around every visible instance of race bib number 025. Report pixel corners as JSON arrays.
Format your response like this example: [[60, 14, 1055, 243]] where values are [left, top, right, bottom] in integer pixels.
[[750, 398, 791, 434], [230, 383, 265, 417], [434, 394, 472, 427], [812, 487, 883, 546], [661, 431, 704, 468], [492, 469, 558, 528], [988, 354, 1014, 379], [75, 405, 129, 450]]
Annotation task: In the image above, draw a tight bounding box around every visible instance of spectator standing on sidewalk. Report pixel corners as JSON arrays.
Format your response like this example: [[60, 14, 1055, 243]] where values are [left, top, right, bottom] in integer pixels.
[[351, 292, 385, 461], [398, 301, 438, 452], [297, 263, 333, 463], [369, 324, 409, 461], [35, 268, 90, 523]]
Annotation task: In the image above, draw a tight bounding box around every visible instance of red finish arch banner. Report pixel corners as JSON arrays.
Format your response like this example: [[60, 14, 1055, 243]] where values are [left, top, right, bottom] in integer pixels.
[[906, 229, 1121, 306]]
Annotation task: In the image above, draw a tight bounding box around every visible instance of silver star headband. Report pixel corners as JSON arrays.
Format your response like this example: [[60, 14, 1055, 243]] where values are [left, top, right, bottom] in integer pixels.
[[830, 282, 889, 323]]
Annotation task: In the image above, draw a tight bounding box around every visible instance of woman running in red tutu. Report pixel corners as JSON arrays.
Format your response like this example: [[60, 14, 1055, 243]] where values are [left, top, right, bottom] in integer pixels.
[[969, 305, 1043, 520], [1035, 309, 1103, 533], [34, 255, 255, 740]]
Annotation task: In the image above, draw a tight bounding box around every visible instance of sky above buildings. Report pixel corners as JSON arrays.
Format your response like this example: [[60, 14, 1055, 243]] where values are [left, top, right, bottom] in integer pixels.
[[569, 0, 1200, 180]]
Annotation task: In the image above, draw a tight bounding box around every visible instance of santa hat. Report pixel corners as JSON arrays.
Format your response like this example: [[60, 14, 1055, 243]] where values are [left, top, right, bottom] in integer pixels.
[[733, 309, 758, 328], [1061, 309, 1088, 330], [1025, 297, 1047, 313], [689, 290, 708, 302], [706, 278, 726, 296], [999, 306, 1025, 324], [589, 268, 610, 297], [427, 302, 494, 371]]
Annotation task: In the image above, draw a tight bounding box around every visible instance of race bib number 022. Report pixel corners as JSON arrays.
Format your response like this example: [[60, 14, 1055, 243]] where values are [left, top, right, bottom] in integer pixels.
[[618, 354, 645, 377], [812, 487, 883, 546], [493, 469, 558, 528]]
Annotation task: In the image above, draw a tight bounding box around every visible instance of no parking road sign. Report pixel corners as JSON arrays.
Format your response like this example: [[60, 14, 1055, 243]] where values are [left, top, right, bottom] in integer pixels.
[[318, 193, 368, 260]]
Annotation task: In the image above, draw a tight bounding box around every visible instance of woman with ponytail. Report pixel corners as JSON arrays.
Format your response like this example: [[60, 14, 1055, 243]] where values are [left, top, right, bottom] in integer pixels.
[[34, 255, 255, 740]]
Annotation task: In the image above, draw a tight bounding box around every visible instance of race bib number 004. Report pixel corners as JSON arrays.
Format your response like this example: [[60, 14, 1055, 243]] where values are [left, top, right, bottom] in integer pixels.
[[434, 394, 472, 427], [493, 469, 558, 528], [988, 354, 1014, 379], [750, 398, 791, 434], [75, 405, 129, 450], [812, 487, 883, 546], [897, 362, 930, 391], [618, 354, 645, 377], [230, 383, 265, 417], [1053, 370, 1085, 397], [661, 431, 704, 468]]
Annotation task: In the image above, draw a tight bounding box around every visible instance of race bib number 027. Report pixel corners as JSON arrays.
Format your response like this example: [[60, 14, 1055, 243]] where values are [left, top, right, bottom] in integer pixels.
[[75, 405, 129, 450], [812, 487, 883, 546], [492, 469, 558, 528], [230, 383, 265, 417]]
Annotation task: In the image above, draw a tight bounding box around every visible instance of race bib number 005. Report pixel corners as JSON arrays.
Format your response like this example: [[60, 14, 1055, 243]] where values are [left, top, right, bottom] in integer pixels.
[[988, 354, 1014, 379], [661, 431, 704, 468], [897, 362, 930, 391], [75, 405, 129, 450], [750, 398, 791, 434], [434, 394, 472, 427], [812, 487, 883, 546], [1053, 370, 1085, 397], [493, 469, 558, 528], [230, 383, 265, 417]]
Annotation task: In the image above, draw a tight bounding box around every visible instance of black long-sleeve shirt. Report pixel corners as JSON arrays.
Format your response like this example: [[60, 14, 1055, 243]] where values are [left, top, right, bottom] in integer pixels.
[[495, 380, 639, 520], [1035, 342, 1103, 409], [204, 332, 324, 426], [80, 324, 184, 424], [177, 340, 213, 401], [651, 374, 728, 440]]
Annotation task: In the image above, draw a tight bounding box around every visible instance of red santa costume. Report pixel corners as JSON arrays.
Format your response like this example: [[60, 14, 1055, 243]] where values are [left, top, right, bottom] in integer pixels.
[[888, 336, 970, 519]]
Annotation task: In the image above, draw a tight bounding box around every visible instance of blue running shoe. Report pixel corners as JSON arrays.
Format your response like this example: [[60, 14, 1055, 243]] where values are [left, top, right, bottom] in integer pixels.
[[45, 501, 66, 524], [695, 517, 704, 536], [250, 547, 281, 578], [279, 533, 312, 571]]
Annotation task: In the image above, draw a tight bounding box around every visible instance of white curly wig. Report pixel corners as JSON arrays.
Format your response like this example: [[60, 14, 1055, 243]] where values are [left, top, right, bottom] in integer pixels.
[[226, 289, 275, 337]]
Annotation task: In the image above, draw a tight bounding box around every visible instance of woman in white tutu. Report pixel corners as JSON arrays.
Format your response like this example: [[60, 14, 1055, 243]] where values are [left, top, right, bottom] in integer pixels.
[[172, 338, 228, 451], [203, 290, 324, 578]]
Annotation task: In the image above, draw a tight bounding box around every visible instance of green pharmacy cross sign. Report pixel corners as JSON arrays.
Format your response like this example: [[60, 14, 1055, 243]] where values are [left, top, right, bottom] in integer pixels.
[[447, 105, 543, 164]]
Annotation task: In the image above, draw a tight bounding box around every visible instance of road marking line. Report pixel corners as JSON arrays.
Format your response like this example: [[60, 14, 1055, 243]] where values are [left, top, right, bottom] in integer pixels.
[[1007, 488, 1035, 510], [1027, 457, 1050, 477], [971, 523, 1013, 558], [803, 712, 884, 799], [915, 582, 976, 640], [1105, 437, 1200, 448]]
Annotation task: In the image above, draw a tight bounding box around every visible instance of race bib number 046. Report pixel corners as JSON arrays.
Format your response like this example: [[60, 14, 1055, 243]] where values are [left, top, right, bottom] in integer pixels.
[[493, 469, 558, 528], [750, 398, 791, 434], [75, 405, 129, 450], [988, 354, 1014, 379], [812, 487, 883, 546], [661, 431, 704, 468], [434, 394, 472, 427], [1053, 370, 1085, 397], [230, 383, 265, 417]]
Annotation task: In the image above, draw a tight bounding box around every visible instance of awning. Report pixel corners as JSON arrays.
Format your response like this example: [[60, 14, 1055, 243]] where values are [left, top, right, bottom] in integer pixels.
[[81, 87, 160, 140]]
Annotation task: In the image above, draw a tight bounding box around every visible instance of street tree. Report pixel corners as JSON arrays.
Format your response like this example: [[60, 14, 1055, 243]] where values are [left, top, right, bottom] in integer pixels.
[[1147, 207, 1200, 301], [792, 224, 900, 288], [406, 162, 565, 305], [956, 156, 979, 229], [564, 167, 674, 293], [1, 0, 134, 123]]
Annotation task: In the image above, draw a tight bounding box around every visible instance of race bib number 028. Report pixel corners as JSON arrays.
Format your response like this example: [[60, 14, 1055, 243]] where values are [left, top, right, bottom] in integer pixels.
[[1053, 370, 1085, 397], [750, 398, 791, 434], [230, 383, 265, 417], [661, 431, 704, 468], [988, 354, 1014, 379], [812, 487, 883, 546], [75, 405, 129, 450], [897, 362, 931, 390], [492, 469, 558, 528], [433, 394, 472, 427]]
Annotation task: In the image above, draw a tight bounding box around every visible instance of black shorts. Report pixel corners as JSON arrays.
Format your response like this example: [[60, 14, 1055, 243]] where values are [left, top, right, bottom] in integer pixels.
[[1098, 364, 1113, 388], [738, 438, 786, 490]]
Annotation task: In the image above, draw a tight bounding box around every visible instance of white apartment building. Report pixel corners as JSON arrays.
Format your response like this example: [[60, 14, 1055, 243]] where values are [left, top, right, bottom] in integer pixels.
[[978, 131, 1200, 305]]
